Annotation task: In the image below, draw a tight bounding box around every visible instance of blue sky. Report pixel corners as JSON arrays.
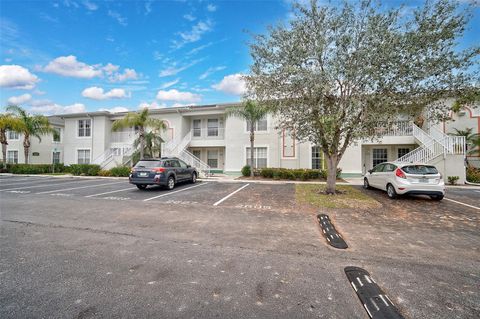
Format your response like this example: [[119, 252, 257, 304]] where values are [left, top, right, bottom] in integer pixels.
[[0, 0, 478, 115]]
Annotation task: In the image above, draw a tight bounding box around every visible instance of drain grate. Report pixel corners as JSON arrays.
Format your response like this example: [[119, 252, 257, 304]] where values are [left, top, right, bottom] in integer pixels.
[[317, 214, 348, 249], [345, 266, 405, 319]]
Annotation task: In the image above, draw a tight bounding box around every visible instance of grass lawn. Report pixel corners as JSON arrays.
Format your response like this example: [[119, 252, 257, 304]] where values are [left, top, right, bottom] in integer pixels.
[[295, 184, 381, 209]]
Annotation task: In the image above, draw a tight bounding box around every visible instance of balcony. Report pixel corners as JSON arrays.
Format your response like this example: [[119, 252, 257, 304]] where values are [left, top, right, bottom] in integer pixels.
[[363, 121, 415, 145], [190, 127, 225, 147], [111, 131, 138, 144]]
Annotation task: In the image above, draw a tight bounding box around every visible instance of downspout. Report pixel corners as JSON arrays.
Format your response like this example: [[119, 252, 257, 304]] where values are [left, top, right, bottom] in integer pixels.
[[87, 113, 94, 164]]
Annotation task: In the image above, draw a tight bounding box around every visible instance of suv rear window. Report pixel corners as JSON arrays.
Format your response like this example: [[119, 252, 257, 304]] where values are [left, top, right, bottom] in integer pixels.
[[402, 165, 438, 175], [135, 160, 162, 168]]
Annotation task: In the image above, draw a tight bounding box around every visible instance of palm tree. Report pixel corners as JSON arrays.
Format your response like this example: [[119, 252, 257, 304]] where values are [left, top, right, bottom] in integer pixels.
[[133, 130, 164, 158], [226, 100, 270, 176], [5, 105, 59, 164], [111, 108, 166, 160], [0, 112, 23, 169]]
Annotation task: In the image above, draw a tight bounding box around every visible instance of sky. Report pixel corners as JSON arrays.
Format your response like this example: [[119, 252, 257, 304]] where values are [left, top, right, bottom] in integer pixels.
[[0, 0, 479, 115]]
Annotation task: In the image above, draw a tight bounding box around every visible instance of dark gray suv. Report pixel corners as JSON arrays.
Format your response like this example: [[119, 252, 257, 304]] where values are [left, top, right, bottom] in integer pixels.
[[129, 157, 197, 190]]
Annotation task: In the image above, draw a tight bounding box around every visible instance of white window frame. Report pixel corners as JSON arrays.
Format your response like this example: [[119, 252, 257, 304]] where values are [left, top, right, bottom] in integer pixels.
[[52, 150, 62, 164], [244, 145, 269, 169], [207, 149, 219, 168], [7, 150, 19, 164], [397, 147, 410, 159], [52, 127, 62, 143], [76, 148, 91, 164], [77, 119, 92, 138], [246, 116, 268, 133], [372, 148, 388, 167], [7, 131, 19, 140], [311, 146, 325, 170], [192, 119, 202, 137], [207, 119, 219, 137]]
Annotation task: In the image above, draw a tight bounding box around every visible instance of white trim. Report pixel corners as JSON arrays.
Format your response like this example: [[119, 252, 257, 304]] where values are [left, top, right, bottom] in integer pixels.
[[7, 131, 20, 141], [52, 150, 62, 164], [7, 149, 19, 164], [244, 115, 269, 134], [76, 148, 92, 164], [76, 118, 92, 138], [244, 144, 269, 168], [52, 127, 63, 143]]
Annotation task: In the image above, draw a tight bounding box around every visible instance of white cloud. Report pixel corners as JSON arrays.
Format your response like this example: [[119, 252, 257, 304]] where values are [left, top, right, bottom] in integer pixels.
[[159, 59, 202, 77], [43, 55, 102, 78], [108, 10, 127, 26], [156, 89, 201, 103], [0, 65, 39, 89], [108, 68, 138, 82], [207, 4, 217, 12], [160, 78, 180, 89], [29, 100, 86, 115], [138, 101, 166, 109], [102, 63, 119, 74], [173, 20, 213, 48], [183, 14, 196, 21], [82, 86, 129, 100], [212, 73, 246, 95], [144, 1, 153, 15], [7, 93, 32, 105], [99, 106, 129, 113], [199, 66, 226, 80], [82, 0, 97, 11]]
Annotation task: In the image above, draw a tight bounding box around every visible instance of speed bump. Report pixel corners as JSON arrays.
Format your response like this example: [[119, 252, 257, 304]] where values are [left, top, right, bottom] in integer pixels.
[[317, 214, 348, 249], [345, 266, 405, 319]]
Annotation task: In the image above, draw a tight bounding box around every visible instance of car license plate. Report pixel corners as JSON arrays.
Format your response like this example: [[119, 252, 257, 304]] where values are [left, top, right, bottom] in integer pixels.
[[139, 172, 148, 177], [419, 178, 428, 183]]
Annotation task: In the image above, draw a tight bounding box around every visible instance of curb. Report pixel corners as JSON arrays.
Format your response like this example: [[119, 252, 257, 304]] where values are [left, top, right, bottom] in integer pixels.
[[0, 173, 128, 180]]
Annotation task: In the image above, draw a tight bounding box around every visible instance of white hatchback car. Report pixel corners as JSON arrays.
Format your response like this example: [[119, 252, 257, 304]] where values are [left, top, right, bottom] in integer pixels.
[[364, 162, 445, 200]]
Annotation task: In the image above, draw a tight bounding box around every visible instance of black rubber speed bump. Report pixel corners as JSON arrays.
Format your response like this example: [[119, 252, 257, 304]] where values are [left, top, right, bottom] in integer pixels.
[[345, 266, 404, 319], [317, 214, 348, 249]]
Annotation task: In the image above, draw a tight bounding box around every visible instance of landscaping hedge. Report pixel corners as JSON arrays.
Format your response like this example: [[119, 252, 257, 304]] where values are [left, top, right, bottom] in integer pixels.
[[109, 166, 131, 177], [257, 167, 342, 180], [5, 163, 67, 174], [68, 164, 101, 176], [466, 166, 480, 183]]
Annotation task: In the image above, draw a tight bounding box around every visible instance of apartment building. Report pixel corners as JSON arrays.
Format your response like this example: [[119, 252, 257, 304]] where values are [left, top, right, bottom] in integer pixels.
[[4, 101, 477, 182]]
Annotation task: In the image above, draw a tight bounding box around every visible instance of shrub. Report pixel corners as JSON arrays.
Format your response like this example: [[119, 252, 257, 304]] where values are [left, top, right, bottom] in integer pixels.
[[260, 167, 275, 178], [98, 169, 112, 177], [241, 165, 251, 177], [68, 164, 101, 176], [447, 176, 459, 185], [466, 167, 480, 183], [109, 166, 131, 177], [6, 163, 66, 174], [256, 167, 341, 180]]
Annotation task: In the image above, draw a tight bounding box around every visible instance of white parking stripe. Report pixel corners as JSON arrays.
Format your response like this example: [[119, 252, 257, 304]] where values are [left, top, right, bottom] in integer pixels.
[[85, 187, 134, 198], [36, 181, 126, 194], [0, 177, 58, 187], [444, 198, 480, 211], [213, 183, 249, 206], [143, 182, 208, 202], [0, 179, 92, 192]]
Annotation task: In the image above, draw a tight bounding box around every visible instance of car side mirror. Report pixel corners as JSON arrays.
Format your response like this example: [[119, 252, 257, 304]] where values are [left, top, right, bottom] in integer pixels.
[[368, 169, 373, 174], [187, 165, 191, 168]]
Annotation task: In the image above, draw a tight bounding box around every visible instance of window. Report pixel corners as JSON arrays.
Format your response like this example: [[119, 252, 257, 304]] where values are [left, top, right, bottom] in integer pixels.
[[246, 116, 267, 132], [246, 147, 267, 168], [193, 119, 201, 137], [8, 131, 19, 140], [7, 150, 18, 164], [52, 151, 61, 164], [192, 150, 201, 159], [77, 149, 91, 164], [171, 160, 181, 168], [207, 119, 219, 137], [78, 119, 91, 137], [402, 165, 438, 175], [372, 163, 385, 172], [53, 127, 61, 142], [207, 150, 218, 168], [311, 146, 325, 169], [283, 130, 295, 157], [397, 148, 410, 159], [372, 148, 387, 167], [383, 163, 397, 172], [179, 160, 188, 168]]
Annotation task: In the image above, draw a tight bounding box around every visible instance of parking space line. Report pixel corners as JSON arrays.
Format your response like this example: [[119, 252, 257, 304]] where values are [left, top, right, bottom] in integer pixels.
[[0, 177, 59, 187], [0, 179, 92, 192], [213, 183, 249, 206], [444, 198, 480, 211], [143, 182, 209, 202], [36, 181, 126, 194], [85, 187, 134, 198]]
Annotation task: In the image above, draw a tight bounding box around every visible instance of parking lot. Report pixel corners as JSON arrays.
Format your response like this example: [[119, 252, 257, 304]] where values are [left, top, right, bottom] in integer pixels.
[[1, 175, 479, 318]]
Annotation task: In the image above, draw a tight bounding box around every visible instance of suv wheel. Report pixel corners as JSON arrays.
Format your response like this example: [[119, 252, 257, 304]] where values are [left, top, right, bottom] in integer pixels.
[[363, 178, 370, 189], [136, 184, 147, 190], [430, 195, 444, 201], [167, 176, 175, 190], [386, 184, 397, 199]]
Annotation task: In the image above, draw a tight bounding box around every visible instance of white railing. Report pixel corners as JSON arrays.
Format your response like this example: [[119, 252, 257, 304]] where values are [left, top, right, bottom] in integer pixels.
[[374, 121, 413, 136], [111, 131, 138, 144], [429, 126, 466, 155], [179, 149, 211, 177], [395, 139, 445, 164], [192, 127, 225, 139]]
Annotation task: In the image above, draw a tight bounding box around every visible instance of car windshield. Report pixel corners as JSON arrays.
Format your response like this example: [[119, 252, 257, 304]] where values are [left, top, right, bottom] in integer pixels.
[[402, 165, 438, 175], [135, 160, 161, 168]]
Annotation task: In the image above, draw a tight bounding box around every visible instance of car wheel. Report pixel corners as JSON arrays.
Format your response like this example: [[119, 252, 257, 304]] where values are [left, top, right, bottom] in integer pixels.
[[136, 184, 147, 190], [363, 178, 370, 189], [167, 176, 175, 190], [430, 195, 444, 201], [386, 184, 397, 199], [191, 172, 197, 184]]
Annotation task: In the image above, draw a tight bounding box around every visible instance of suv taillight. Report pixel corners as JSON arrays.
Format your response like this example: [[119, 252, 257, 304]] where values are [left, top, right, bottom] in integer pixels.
[[151, 167, 165, 173], [130, 168, 136, 173], [395, 168, 406, 179]]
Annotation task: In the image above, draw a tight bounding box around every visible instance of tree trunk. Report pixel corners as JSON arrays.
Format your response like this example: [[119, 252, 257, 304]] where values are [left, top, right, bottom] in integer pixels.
[[250, 125, 255, 177], [23, 134, 30, 164], [139, 127, 145, 159], [325, 153, 339, 194], [1, 142, 7, 169]]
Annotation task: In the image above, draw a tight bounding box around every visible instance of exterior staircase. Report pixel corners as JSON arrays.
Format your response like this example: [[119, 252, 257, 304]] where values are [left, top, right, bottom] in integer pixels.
[[163, 130, 211, 178]]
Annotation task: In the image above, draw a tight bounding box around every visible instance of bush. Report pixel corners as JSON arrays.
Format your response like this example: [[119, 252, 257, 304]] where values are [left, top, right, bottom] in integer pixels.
[[68, 164, 101, 176], [241, 165, 251, 177], [256, 167, 341, 180], [98, 169, 111, 177], [109, 166, 131, 177], [466, 167, 480, 183], [6, 163, 66, 174], [447, 176, 459, 185]]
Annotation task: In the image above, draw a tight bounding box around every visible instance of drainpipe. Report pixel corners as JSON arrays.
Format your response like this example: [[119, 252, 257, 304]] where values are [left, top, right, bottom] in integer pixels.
[[87, 113, 94, 163]]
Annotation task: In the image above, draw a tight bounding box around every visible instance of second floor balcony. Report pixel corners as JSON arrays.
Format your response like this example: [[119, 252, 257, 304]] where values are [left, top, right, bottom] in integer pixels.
[[192, 127, 225, 140]]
